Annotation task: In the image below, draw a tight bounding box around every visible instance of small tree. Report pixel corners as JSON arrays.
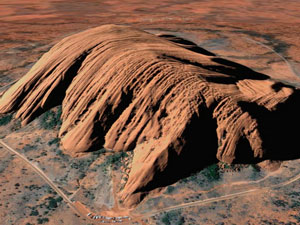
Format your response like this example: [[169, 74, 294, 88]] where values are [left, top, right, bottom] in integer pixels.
[[0, 114, 12, 126]]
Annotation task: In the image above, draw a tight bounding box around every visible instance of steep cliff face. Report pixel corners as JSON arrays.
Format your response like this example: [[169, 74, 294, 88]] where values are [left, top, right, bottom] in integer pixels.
[[0, 24, 298, 207]]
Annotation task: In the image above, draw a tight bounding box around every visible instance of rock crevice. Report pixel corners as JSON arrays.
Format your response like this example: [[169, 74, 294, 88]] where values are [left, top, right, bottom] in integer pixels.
[[0, 24, 299, 207]]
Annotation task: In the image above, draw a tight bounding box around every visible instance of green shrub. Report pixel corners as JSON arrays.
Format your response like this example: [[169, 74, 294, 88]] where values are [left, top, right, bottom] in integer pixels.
[[56, 196, 63, 202], [165, 186, 175, 194], [92, 148, 107, 156], [48, 137, 60, 146], [290, 201, 300, 208], [30, 209, 39, 216], [176, 216, 185, 225], [79, 173, 85, 179], [39, 106, 62, 130], [47, 197, 57, 209], [162, 214, 171, 225], [84, 190, 95, 200], [203, 164, 220, 181], [24, 144, 36, 152], [37, 218, 49, 224], [249, 164, 261, 180], [180, 172, 205, 186], [101, 151, 128, 171], [107, 152, 127, 165], [56, 149, 64, 156], [161, 211, 183, 225], [0, 114, 12, 126], [45, 196, 62, 209], [10, 119, 21, 131], [273, 199, 288, 207]]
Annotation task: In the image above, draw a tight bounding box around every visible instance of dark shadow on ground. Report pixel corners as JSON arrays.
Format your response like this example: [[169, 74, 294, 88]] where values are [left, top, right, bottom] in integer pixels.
[[158, 34, 216, 56], [238, 89, 300, 161], [136, 104, 219, 193]]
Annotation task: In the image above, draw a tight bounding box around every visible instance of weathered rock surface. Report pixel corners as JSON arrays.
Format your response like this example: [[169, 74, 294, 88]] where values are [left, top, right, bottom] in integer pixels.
[[0, 24, 299, 207]]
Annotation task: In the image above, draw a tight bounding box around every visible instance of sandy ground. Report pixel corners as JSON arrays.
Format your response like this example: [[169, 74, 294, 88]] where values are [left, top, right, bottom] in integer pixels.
[[1, 1, 300, 225]]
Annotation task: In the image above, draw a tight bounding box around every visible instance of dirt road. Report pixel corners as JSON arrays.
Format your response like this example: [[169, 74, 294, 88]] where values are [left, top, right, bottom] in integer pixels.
[[2, 138, 300, 223], [144, 168, 300, 218], [0, 140, 81, 216]]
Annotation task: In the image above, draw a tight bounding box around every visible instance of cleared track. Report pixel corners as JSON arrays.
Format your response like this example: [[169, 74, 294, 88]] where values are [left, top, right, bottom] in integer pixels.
[[0, 140, 82, 216]]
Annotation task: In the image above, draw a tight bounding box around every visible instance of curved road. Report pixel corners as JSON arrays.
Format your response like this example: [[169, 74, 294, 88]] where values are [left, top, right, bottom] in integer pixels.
[[2, 139, 300, 223], [144, 187, 263, 218], [243, 37, 299, 79], [0, 139, 132, 224], [1, 39, 300, 223], [144, 167, 300, 218]]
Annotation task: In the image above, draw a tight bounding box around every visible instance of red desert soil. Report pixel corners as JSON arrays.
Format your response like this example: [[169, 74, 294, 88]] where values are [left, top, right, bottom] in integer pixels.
[[1, 24, 300, 207]]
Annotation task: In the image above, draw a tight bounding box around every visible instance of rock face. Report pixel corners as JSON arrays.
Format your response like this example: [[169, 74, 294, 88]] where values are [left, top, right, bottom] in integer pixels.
[[0, 24, 299, 207]]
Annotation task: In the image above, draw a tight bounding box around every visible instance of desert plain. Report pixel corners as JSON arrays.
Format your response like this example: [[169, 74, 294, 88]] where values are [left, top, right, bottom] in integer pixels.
[[1, 1, 300, 225]]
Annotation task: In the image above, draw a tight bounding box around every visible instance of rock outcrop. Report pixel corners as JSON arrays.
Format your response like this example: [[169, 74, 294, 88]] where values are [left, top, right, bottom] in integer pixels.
[[0, 24, 299, 207]]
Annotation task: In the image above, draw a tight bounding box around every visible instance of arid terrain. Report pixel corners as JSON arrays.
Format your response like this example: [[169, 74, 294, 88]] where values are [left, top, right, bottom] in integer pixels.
[[1, 1, 300, 225]]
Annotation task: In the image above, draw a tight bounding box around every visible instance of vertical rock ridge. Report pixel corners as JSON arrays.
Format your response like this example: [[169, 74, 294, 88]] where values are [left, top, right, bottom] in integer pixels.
[[0, 24, 299, 207]]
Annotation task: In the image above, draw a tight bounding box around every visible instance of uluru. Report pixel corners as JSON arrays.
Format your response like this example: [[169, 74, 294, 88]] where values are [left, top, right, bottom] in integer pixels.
[[1, 24, 300, 208]]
